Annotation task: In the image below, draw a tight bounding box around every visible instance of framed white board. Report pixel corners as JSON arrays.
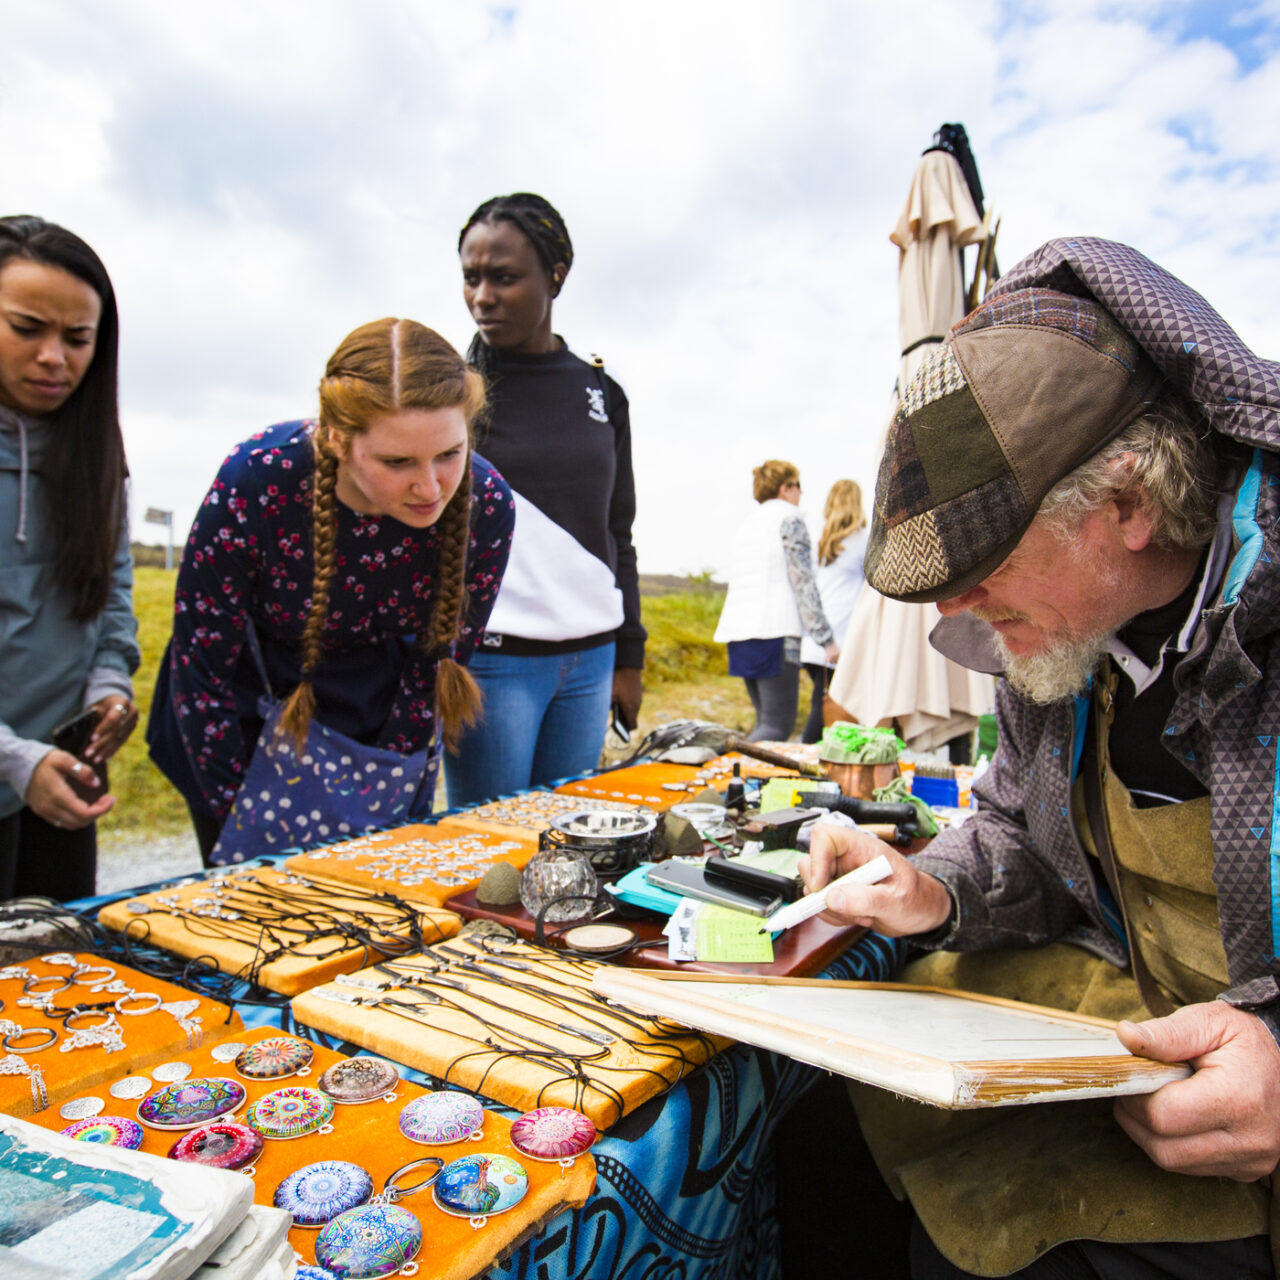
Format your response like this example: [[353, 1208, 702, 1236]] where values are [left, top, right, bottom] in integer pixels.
[[591, 970, 1190, 1109]]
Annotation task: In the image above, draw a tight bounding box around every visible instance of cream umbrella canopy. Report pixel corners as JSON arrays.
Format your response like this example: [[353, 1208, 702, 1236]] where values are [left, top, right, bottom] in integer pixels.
[[828, 131, 995, 752]]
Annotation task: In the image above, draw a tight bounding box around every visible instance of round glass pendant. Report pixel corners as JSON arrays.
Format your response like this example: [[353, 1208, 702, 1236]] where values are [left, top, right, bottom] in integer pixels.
[[234, 1036, 314, 1081], [168, 1121, 264, 1170], [314, 1202, 422, 1278], [60, 1115, 145, 1150], [138, 1077, 246, 1130], [397, 1092, 484, 1146], [509, 1106, 596, 1163], [518, 847, 597, 923], [432, 1153, 529, 1220], [246, 1087, 335, 1140], [318, 1056, 400, 1105], [273, 1160, 373, 1228]]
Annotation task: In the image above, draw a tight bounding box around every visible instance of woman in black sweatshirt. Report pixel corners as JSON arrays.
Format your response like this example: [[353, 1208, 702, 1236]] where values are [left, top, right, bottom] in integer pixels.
[[445, 193, 646, 806]]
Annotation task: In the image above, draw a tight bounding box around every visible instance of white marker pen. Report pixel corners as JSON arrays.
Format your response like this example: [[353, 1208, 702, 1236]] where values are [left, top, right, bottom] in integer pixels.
[[761, 855, 894, 933]]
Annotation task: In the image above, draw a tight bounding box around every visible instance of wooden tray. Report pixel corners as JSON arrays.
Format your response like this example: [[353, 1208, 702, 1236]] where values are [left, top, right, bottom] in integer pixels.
[[98, 868, 462, 996], [25, 1024, 595, 1280], [554, 761, 709, 809], [285, 823, 538, 907], [292, 936, 728, 1130], [437, 792, 652, 842], [445, 888, 868, 978]]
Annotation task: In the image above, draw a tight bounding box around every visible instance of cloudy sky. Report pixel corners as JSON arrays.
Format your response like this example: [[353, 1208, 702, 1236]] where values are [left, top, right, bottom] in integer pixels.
[[5, 0, 1279, 574]]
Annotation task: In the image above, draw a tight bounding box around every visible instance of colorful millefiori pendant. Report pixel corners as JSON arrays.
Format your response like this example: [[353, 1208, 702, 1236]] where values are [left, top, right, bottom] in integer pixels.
[[314, 1203, 422, 1278], [397, 1091, 484, 1145], [138, 1077, 247, 1130], [433, 1153, 528, 1226], [246, 1086, 335, 1140], [60, 1115, 145, 1149], [168, 1121, 264, 1171], [234, 1035, 314, 1081], [274, 1160, 373, 1228], [509, 1106, 596, 1164], [318, 1056, 399, 1105]]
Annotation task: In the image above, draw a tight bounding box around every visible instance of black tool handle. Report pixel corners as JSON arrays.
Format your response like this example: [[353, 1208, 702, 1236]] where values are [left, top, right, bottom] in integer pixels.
[[798, 793, 917, 825]]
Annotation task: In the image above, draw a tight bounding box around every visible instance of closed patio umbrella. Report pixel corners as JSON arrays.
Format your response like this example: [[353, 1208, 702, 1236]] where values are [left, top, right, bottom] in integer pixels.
[[828, 125, 996, 753]]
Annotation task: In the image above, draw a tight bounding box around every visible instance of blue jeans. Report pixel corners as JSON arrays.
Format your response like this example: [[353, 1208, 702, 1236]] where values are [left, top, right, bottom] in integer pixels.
[[445, 641, 615, 806]]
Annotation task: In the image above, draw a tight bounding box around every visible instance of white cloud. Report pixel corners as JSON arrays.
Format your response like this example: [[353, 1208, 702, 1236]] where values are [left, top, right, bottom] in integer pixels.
[[2, 0, 1277, 578]]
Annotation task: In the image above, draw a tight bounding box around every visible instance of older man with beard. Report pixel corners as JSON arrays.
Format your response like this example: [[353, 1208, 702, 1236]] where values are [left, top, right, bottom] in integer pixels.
[[805, 239, 1280, 1279]]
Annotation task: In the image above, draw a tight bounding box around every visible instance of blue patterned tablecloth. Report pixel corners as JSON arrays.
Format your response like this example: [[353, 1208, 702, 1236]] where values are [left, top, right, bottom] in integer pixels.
[[76, 876, 906, 1279]]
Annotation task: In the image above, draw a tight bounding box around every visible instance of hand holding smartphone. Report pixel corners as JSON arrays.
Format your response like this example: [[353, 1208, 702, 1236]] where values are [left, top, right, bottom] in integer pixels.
[[51, 709, 107, 801]]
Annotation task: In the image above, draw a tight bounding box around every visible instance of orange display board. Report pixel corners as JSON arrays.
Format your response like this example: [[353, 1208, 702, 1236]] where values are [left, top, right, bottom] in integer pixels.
[[437, 792, 653, 842], [0, 951, 241, 1118], [291, 935, 729, 1131], [97, 867, 462, 996], [285, 823, 538, 907], [25, 1025, 595, 1280], [554, 761, 710, 809]]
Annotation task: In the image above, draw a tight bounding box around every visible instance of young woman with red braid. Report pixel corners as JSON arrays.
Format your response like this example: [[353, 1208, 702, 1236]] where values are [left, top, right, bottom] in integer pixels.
[[147, 318, 514, 863]]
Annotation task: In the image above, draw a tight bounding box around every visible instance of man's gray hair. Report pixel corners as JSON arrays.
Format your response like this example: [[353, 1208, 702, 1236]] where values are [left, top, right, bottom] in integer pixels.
[[1037, 391, 1222, 550]]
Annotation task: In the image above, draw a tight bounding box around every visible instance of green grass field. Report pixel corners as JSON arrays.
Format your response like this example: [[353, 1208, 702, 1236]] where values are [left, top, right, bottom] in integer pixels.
[[100, 573, 807, 838]]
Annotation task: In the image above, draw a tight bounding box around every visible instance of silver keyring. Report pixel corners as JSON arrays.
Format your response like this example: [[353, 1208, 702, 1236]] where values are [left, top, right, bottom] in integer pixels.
[[74, 964, 116, 988], [115, 991, 162, 1016], [2, 1026, 57, 1053], [64, 1008, 115, 1032], [22, 974, 71, 995], [383, 1156, 444, 1200]]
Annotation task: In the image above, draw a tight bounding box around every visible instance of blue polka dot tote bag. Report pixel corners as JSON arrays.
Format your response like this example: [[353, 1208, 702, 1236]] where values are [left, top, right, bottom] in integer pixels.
[[209, 626, 438, 865]]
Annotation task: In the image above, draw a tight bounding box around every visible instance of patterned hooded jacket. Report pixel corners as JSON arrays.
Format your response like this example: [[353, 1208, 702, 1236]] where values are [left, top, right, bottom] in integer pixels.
[[913, 237, 1280, 1041]]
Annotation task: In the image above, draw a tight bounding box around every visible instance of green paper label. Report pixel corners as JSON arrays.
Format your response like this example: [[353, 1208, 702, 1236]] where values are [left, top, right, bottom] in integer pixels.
[[696, 905, 775, 963]]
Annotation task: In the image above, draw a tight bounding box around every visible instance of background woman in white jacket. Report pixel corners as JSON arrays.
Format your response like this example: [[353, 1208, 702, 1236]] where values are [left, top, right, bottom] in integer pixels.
[[799, 479, 868, 743], [714, 460, 837, 741]]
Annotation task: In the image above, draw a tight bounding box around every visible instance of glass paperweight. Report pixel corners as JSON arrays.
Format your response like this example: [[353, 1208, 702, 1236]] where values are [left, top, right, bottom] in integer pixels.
[[519, 847, 598, 923]]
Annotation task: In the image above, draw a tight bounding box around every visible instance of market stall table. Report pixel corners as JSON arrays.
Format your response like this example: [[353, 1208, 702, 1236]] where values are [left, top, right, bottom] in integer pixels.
[[63, 860, 908, 1278]]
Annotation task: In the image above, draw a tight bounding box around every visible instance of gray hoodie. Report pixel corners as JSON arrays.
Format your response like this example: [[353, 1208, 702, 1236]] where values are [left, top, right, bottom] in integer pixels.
[[0, 403, 138, 817]]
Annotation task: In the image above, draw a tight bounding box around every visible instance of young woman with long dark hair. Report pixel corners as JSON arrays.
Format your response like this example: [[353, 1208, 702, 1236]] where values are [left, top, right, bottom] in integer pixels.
[[0, 216, 138, 900]]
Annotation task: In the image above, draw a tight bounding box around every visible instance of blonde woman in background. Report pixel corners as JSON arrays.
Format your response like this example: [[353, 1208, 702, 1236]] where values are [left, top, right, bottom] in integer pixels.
[[799, 479, 868, 743], [714, 460, 837, 741]]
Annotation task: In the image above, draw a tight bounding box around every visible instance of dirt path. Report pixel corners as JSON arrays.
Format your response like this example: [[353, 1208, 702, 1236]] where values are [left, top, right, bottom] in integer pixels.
[[96, 831, 202, 895]]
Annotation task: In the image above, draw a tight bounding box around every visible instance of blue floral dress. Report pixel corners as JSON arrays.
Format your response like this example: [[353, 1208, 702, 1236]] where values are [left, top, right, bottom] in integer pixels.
[[147, 420, 514, 819]]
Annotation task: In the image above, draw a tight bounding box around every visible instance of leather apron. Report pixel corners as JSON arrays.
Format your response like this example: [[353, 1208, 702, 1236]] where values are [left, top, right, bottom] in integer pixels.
[[850, 665, 1268, 1275]]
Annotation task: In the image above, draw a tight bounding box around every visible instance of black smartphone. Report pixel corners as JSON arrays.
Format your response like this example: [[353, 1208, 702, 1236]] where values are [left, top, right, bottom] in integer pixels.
[[52, 708, 100, 759], [609, 698, 631, 745], [51, 708, 107, 801], [704, 857, 802, 903], [644, 860, 782, 917]]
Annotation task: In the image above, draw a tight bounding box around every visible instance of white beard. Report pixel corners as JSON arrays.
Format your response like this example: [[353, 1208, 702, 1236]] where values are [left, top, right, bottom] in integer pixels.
[[994, 631, 1112, 705]]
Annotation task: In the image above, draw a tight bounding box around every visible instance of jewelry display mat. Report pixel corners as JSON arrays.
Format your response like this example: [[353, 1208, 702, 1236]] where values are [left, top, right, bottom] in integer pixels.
[[24, 1023, 596, 1280], [284, 823, 538, 907], [0, 952, 241, 1118], [290, 935, 731, 1130], [437, 792, 653, 842], [554, 761, 710, 809], [96, 868, 463, 996]]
